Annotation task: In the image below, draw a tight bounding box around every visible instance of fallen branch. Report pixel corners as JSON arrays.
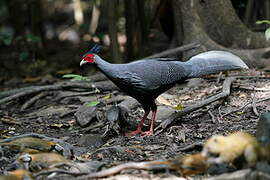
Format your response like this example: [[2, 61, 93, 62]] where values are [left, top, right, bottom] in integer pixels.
[[34, 161, 168, 179], [33, 168, 88, 178], [155, 77, 236, 134]]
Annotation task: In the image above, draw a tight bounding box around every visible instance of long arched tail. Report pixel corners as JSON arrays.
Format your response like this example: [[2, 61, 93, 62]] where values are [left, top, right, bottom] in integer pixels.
[[186, 51, 249, 78]]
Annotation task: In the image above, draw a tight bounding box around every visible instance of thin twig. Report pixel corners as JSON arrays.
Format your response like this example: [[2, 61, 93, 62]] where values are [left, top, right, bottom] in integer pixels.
[[221, 96, 270, 118], [251, 94, 259, 116], [221, 102, 250, 118], [208, 110, 216, 123], [176, 142, 204, 152]]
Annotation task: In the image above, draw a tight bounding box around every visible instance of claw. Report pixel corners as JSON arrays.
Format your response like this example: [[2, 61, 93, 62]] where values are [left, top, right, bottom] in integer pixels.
[[141, 130, 154, 136]]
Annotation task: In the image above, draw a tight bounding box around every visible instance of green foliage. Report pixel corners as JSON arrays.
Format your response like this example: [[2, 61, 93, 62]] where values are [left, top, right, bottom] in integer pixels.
[[85, 101, 100, 107], [0, 31, 13, 46], [256, 20, 270, 41], [19, 51, 30, 61], [62, 74, 88, 81], [0, 32, 41, 46], [256, 20, 270, 25], [26, 34, 41, 43]]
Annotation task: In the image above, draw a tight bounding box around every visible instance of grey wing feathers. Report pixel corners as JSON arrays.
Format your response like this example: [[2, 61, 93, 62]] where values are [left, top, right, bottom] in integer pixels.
[[123, 60, 189, 90], [115, 71, 147, 89]]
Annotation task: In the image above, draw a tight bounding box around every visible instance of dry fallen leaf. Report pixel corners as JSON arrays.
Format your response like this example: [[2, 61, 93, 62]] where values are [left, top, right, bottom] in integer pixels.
[[23, 76, 41, 83], [1, 116, 21, 125], [156, 96, 173, 106]]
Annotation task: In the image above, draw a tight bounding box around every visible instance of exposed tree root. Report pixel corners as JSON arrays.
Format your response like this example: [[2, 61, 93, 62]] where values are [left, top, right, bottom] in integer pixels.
[[0, 81, 117, 105], [143, 41, 201, 59], [173, 0, 270, 68]]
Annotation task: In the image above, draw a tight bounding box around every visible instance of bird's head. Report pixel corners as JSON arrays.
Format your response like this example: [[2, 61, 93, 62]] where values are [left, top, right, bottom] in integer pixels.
[[80, 44, 102, 66], [80, 53, 97, 66]]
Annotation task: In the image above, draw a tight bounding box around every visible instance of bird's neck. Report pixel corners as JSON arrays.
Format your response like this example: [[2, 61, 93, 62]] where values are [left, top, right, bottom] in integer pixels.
[[95, 56, 117, 77]]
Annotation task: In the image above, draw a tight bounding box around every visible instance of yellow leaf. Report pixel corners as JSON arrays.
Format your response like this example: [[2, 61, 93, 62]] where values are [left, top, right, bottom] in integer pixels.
[[175, 104, 184, 110]]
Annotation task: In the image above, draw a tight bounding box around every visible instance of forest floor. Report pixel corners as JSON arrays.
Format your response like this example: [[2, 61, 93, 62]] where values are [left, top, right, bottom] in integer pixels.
[[0, 69, 270, 180]]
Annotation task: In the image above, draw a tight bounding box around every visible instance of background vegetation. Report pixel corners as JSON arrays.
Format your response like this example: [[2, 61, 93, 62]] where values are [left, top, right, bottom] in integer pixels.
[[0, 0, 269, 81]]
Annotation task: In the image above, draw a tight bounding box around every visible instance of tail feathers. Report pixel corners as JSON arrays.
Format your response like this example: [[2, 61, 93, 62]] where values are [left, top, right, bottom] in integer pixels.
[[186, 51, 248, 78]]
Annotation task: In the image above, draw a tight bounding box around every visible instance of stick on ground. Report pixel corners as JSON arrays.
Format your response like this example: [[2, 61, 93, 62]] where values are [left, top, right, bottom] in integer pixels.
[[155, 77, 236, 134]]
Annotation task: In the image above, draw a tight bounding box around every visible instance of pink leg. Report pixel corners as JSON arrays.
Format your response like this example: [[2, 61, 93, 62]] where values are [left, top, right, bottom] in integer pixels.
[[126, 111, 150, 136], [141, 111, 156, 136]]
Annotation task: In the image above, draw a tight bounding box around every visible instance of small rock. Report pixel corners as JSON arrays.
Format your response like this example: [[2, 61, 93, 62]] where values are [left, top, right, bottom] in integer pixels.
[[78, 134, 104, 148], [104, 105, 129, 136], [256, 112, 270, 145], [118, 97, 139, 111], [75, 105, 97, 127], [150, 106, 175, 120]]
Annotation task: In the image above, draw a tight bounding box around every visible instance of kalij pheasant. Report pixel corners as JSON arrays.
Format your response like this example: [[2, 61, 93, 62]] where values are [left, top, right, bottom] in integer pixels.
[[80, 47, 248, 136]]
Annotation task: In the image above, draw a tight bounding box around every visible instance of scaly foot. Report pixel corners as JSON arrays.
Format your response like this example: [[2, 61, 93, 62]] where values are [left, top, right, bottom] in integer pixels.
[[141, 130, 154, 136]]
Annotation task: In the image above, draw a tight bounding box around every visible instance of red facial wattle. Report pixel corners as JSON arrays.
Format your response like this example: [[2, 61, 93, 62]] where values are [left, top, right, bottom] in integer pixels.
[[83, 54, 95, 63]]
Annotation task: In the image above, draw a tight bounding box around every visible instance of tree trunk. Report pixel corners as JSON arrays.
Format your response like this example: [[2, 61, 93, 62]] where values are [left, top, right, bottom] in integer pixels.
[[73, 0, 84, 25], [107, 0, 122, 63], [173, 0, 270, 68], [196, 0, 270, 48], [124, 0, 141, 60], [6, 0, 27, 37], [89, 2, 100, 35], [137, 0, 148, 45]]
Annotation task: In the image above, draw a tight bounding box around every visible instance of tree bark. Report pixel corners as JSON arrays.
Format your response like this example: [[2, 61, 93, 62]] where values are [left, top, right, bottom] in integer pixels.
[[89, 2, 100, 35], [173, 0, 270, 68], [124, 0, 141, 60], [196, 0, 270, 48], [137, 0, 148, 45], [107, 0, 122, 63], [73, 0, 84, 25]]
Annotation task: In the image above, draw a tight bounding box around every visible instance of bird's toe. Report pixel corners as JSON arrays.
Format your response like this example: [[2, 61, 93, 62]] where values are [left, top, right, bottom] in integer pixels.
[[141, 130, 154, 136]]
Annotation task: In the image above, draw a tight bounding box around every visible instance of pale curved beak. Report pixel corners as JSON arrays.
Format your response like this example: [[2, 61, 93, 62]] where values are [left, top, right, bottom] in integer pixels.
[[80, 60, 87, 66]]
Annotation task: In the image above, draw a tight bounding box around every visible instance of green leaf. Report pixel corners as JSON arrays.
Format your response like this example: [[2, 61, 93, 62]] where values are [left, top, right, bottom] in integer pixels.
[[19, 52, 30, 61], [0, 32, 13, 46], [85, 101, 100, 107], [26, 34, 41, 43], [256, 20, 270, 25], [102, 94, 111, 100], [62, 74, 88, 81], [265, 28, 270, 41]]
